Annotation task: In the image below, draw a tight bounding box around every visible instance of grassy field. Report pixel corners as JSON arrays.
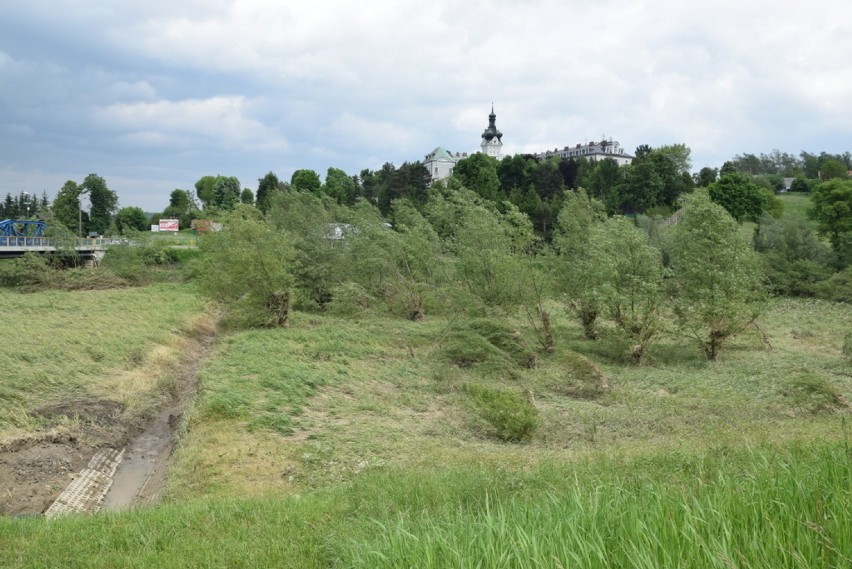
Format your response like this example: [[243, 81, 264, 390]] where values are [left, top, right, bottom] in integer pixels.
[[740, 191, 814, 242], [0, 283, 206, 439], [159, 298, 850, 502], [0, 283, 850, 566]]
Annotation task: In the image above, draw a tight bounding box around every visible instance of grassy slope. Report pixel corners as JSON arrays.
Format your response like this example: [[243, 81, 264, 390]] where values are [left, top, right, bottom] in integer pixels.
[[0, 283, 205, 438], [1, 285, 850, 567], [164, 299, 850, 502]]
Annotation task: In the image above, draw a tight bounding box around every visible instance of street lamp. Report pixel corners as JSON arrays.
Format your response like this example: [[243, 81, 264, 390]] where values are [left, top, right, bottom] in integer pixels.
[[23, 192, 30, 218], [78, 188, 89, 239]]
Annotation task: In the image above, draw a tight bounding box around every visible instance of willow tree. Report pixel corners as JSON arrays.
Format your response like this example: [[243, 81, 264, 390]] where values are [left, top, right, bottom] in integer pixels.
[[195, 206, 296, 327], [585, 217, 665, 364], [668, 191, 765, 360]]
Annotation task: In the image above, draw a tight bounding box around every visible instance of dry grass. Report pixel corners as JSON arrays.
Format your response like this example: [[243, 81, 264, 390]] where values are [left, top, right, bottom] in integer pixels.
[[0, 283, 207, 440]]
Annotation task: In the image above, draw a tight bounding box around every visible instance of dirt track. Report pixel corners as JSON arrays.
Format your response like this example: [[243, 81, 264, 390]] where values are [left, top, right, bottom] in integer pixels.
[[0, 321, 215, 517]]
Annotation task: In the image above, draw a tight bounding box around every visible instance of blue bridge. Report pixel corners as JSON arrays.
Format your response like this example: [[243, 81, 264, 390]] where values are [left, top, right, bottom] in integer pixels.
[[0, 219, 117, 260]]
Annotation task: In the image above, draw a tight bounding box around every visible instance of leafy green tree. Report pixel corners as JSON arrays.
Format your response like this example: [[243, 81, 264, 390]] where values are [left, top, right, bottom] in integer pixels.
[[425, 185, 534, 310], [616, 160, 663, 214], [115, 206, 149, 234], [532, 157, 563, 200], [240, 188, 254, 205], [552, 188, 606, 339], [708, 172, 766, 222], [695, 167, 718, 187], [790, 177, 812, 193], [82, 174, 118, 235], [585, 158, 623, 212], [753, 213, 833, 296], [633, 144, 652, 160], [452, 153, 501, 202], [266, 190, 342, 308], [163, 189, 194, 228], [649, 145, 694, 206], [820, 159, 848, 180], [256, 172, 281, 213], [809, 178, 852, 266], [341, 199, 445, 319], [668, 191, 765, 360], [51, 180, 83, 233], [195, 175, 217, 208], [720, 161, 738, 177], [195, 209, 296, 327], [585, 217, 665, 363], [376, 162, 430, 215], [291, 169, 322, 193], [212, 176, 241, 209], [498, 154, 534, 194], [323, 167, 358, 205]]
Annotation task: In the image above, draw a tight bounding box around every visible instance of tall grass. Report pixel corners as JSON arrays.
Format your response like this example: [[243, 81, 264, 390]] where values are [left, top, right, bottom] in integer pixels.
[[1, 442, 848, 568], [343, 443, 851, 568]]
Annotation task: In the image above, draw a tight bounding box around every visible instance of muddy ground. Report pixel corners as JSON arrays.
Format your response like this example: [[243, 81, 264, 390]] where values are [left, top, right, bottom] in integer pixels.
[[0, 324, 214, 517], [0, 401, 128, 516]]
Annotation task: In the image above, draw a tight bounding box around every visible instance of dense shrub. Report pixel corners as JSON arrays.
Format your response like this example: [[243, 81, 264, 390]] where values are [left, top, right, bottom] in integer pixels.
[[813, 267, 852, 303], [0, 253, 55, 288], [753, 213, 834, 295]]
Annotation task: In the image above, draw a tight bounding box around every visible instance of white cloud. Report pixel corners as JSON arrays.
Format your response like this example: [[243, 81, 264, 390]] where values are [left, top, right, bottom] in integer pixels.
[[94, 96, 288, 153]]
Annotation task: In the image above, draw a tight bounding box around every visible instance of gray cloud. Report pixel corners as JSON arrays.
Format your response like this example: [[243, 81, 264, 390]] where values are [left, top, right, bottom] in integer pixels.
[[1, 0, 850, 210]]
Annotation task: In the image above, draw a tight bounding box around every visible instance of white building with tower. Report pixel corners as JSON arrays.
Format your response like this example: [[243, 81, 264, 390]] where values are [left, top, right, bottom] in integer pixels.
[[422, 107, 632, 183], [479, 105, 503, 158], [423, 107, 504, 182]]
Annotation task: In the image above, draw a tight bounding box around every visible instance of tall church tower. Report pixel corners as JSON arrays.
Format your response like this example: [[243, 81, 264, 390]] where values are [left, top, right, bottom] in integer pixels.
[[480, 105, 503, 158]]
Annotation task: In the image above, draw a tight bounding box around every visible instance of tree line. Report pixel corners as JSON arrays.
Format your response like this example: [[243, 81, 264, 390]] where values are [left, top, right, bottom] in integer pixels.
[[195, 184, 765, 364]]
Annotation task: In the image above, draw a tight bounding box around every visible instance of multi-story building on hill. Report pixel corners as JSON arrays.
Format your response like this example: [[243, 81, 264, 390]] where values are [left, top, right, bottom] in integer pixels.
[[423, 108, 633, 183], [423, 107, 503, 182], [535, 138, 633, 165], [422, 147, 469, 181]]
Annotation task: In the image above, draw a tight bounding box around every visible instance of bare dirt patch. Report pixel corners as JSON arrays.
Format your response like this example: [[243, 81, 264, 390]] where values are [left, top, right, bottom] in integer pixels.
[[0, 423, 114, 516], [0, 315, 217, 517]]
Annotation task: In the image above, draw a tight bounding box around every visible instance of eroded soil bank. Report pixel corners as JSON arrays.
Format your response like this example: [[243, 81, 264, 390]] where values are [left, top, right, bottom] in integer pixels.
[[0, 316, 216, 517]]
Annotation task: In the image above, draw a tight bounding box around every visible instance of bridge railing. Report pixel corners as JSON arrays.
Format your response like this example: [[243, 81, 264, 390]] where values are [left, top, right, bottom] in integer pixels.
[[0, 237, 124, 248], [0, 236, 53, 247]]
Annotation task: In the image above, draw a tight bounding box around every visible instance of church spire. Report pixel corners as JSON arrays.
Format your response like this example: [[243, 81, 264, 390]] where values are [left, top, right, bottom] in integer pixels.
[[480, 105, 503, 157]]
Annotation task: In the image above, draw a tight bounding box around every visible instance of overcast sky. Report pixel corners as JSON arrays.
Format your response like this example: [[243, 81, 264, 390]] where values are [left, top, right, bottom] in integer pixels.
[[1, 0, 850, 211]]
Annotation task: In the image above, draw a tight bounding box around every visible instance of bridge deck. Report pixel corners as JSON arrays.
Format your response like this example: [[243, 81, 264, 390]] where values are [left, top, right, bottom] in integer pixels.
[[0, 237, 119, 259]]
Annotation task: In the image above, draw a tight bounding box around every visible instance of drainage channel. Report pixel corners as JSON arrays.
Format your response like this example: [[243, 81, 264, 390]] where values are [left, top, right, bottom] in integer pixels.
[[44, 448, 125, 518]]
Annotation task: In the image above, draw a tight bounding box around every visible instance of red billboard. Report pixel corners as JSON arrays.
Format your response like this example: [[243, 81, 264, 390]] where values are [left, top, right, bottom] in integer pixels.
[[159, 219, 179, 232]]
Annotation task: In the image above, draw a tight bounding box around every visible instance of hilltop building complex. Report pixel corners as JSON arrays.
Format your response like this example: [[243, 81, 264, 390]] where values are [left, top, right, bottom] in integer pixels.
[[535, 139, 633, 165], [423, 107, 632, 182]]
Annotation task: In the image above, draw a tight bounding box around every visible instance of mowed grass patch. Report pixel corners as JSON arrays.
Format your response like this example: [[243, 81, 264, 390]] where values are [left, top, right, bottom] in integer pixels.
[[169, 298, 850, 503], [0, 283, 206, 437], [542, 298, 851, 450], [168, 313, 453, 498], [2, 442, 848, 568]]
